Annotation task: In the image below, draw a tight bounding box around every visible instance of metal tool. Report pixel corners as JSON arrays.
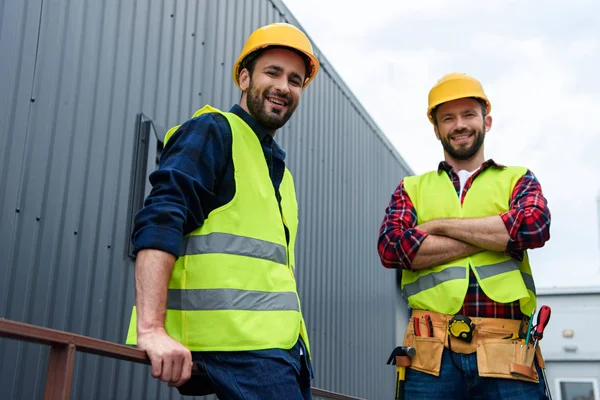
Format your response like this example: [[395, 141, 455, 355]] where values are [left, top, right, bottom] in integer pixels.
[[413, 316, 421, 337], [518, 315, 530, 340], [424, 314, 433, 338], [387, 346, 416, 400], [533, 305, 553, 399], [532, 305, 551, 351], [525, 309, 535, 345]]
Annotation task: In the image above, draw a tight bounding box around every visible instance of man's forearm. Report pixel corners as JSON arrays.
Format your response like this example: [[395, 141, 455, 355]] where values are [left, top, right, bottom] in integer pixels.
[[418, 216, 510, 252], [135, 249, 176, 333], [411, 235, 483, 270]]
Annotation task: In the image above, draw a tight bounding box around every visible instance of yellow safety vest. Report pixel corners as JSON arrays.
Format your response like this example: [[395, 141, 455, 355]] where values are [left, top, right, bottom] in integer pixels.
[[402, 166, 536, 316], [126, 105, 310, 354]]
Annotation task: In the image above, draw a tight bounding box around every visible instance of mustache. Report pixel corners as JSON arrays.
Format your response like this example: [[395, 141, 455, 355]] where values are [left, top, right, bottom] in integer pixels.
[[451, 127, 476, 135], [264, 90, 292, 103]]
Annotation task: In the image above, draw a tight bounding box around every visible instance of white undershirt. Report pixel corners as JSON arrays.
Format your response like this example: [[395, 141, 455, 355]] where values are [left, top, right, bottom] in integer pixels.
[[457, 168, 479, 199]]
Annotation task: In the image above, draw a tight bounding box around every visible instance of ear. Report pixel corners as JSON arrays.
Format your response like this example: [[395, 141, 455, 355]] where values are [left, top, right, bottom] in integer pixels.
[[434, 125, 441, 141], [484, 115, 493, 132], [239, 68, 250, 91]]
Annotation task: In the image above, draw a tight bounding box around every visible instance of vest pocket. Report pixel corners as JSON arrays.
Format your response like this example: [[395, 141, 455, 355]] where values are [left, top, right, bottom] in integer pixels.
[[476, 338, 539, 383]]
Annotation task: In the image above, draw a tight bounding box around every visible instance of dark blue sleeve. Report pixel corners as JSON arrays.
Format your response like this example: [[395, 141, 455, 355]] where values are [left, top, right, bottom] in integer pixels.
[[131, 113, 231, 257]]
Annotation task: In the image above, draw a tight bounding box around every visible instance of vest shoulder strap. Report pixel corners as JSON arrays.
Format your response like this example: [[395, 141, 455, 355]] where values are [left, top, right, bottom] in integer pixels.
[[164, 105, 232, 144]]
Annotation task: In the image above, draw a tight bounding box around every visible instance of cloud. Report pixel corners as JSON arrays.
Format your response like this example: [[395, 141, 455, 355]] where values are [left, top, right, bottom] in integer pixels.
[[284, 0, 600, 286]]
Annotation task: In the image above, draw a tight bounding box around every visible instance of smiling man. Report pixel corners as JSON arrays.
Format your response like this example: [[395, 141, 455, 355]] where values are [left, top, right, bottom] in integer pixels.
[[126, 23, 320, 399], [378, 73, 552, 399]]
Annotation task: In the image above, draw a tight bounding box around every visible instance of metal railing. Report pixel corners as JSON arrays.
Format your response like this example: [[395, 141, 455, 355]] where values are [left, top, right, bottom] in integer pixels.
[[0, 318, 364, 400]]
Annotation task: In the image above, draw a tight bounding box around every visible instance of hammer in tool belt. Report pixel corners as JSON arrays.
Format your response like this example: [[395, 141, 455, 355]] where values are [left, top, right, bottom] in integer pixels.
[[387, 346, 416, 400]]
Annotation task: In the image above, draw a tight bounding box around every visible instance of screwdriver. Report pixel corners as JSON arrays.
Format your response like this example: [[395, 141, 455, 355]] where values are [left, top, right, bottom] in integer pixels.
[[532, 305, 551, 351]]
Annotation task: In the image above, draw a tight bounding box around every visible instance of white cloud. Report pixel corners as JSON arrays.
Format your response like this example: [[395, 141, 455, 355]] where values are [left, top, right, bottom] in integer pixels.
[[284, 0, 600, 287]]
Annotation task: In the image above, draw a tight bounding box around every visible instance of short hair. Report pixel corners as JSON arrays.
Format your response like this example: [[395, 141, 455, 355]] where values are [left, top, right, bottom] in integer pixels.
[[238, 45, 311, 85]]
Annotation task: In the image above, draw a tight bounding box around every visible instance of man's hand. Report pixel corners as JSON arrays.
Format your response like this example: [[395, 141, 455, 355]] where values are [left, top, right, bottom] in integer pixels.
[[415, 220, 441, 235], [134, 249, 188, 386], [138, 328, 193, 387]]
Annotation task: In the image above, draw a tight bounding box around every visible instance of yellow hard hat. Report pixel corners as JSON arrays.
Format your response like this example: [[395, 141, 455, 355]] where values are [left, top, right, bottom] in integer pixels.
[[232, 23, 320, 89], [427, 73, 491, 124]]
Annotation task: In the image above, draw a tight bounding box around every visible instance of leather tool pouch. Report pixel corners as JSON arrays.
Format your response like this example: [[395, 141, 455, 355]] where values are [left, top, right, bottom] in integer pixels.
[[402, 320, 445, 376], [476, 339, 544, 383]]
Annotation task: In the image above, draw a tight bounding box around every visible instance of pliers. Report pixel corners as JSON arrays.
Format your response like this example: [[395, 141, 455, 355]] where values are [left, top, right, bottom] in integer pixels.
[[414, 315, 434, 337]]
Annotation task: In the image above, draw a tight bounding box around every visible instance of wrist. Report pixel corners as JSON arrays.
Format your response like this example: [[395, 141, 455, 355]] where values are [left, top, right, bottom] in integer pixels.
[[137, 322, 166, 337], [424, 219, 445, 236]]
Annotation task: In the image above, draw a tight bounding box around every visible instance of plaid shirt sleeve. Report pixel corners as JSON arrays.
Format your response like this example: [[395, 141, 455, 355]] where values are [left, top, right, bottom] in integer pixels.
[[500, 170, 551, 258], [377, 179, 428, 270]]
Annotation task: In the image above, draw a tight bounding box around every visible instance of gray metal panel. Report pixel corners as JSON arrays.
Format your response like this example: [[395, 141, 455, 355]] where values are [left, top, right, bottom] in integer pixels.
[[0, 0, 45, 399], [0, 0, 412, 399], [537, 286, 600, 296], [543, 361, 600, 400], [536, 293, 600, 362]]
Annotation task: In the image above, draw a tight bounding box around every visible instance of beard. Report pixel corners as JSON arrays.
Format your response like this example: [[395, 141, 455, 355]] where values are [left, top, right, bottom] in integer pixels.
[[245, 80, 298, 131], [440, 124, 485, 161]]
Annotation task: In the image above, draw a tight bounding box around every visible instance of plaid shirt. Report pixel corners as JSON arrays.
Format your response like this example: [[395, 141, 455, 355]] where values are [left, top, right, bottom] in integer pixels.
[[378, 159, 551, 319]]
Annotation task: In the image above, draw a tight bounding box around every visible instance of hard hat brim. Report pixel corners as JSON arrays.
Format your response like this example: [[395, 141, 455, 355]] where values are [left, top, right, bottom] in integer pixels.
[[232, 44, 320, 89], [427, 95, 492, 124]]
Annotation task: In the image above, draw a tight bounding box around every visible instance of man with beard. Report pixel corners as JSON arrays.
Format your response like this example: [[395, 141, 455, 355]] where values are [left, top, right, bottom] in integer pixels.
[[377, 73, 552, 399], [126, 23, 319, 399]]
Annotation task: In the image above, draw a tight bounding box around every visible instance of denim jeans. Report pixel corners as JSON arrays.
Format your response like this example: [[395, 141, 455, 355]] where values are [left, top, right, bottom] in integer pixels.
[[192, 338, 313, 400], [404, 348, 549, 400]]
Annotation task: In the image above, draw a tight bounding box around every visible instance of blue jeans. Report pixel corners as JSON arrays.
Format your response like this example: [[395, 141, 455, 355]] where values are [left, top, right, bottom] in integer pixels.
[[192, 338, 313, 400], [405, 348, 549, 400]]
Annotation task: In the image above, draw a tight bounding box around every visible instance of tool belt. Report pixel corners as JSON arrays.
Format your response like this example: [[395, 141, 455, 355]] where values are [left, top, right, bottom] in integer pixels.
[[403, 310, 545, 383]]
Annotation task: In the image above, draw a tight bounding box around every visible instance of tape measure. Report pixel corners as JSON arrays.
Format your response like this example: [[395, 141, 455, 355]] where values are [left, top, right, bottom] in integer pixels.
[[448, 315, 475, 343]]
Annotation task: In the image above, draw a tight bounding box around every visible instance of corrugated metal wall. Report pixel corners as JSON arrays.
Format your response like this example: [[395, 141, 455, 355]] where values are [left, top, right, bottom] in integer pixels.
[[0, 0, 412, 399]]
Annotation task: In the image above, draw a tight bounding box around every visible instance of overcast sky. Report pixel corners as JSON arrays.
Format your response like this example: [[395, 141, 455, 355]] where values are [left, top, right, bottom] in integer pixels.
[[283, 0, 600, 288]]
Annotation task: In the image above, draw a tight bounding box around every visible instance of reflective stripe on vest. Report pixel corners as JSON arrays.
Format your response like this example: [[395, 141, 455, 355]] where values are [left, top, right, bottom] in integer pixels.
[[167, 288, 299, 311], [403, 267, 465, 298], [474, 260, 536, 294], [403, 260, 536, 298], [180, 232, 287, 265]]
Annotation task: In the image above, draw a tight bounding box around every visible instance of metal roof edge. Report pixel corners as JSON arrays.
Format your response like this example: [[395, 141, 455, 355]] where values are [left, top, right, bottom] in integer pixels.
[[537, 286, 600, 296], [268, 0, 415, 176]]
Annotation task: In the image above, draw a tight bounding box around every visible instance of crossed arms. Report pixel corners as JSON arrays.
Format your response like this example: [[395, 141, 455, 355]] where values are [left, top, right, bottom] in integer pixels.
[[377, 171, 551, 271], [410, 216, 509, 270]]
